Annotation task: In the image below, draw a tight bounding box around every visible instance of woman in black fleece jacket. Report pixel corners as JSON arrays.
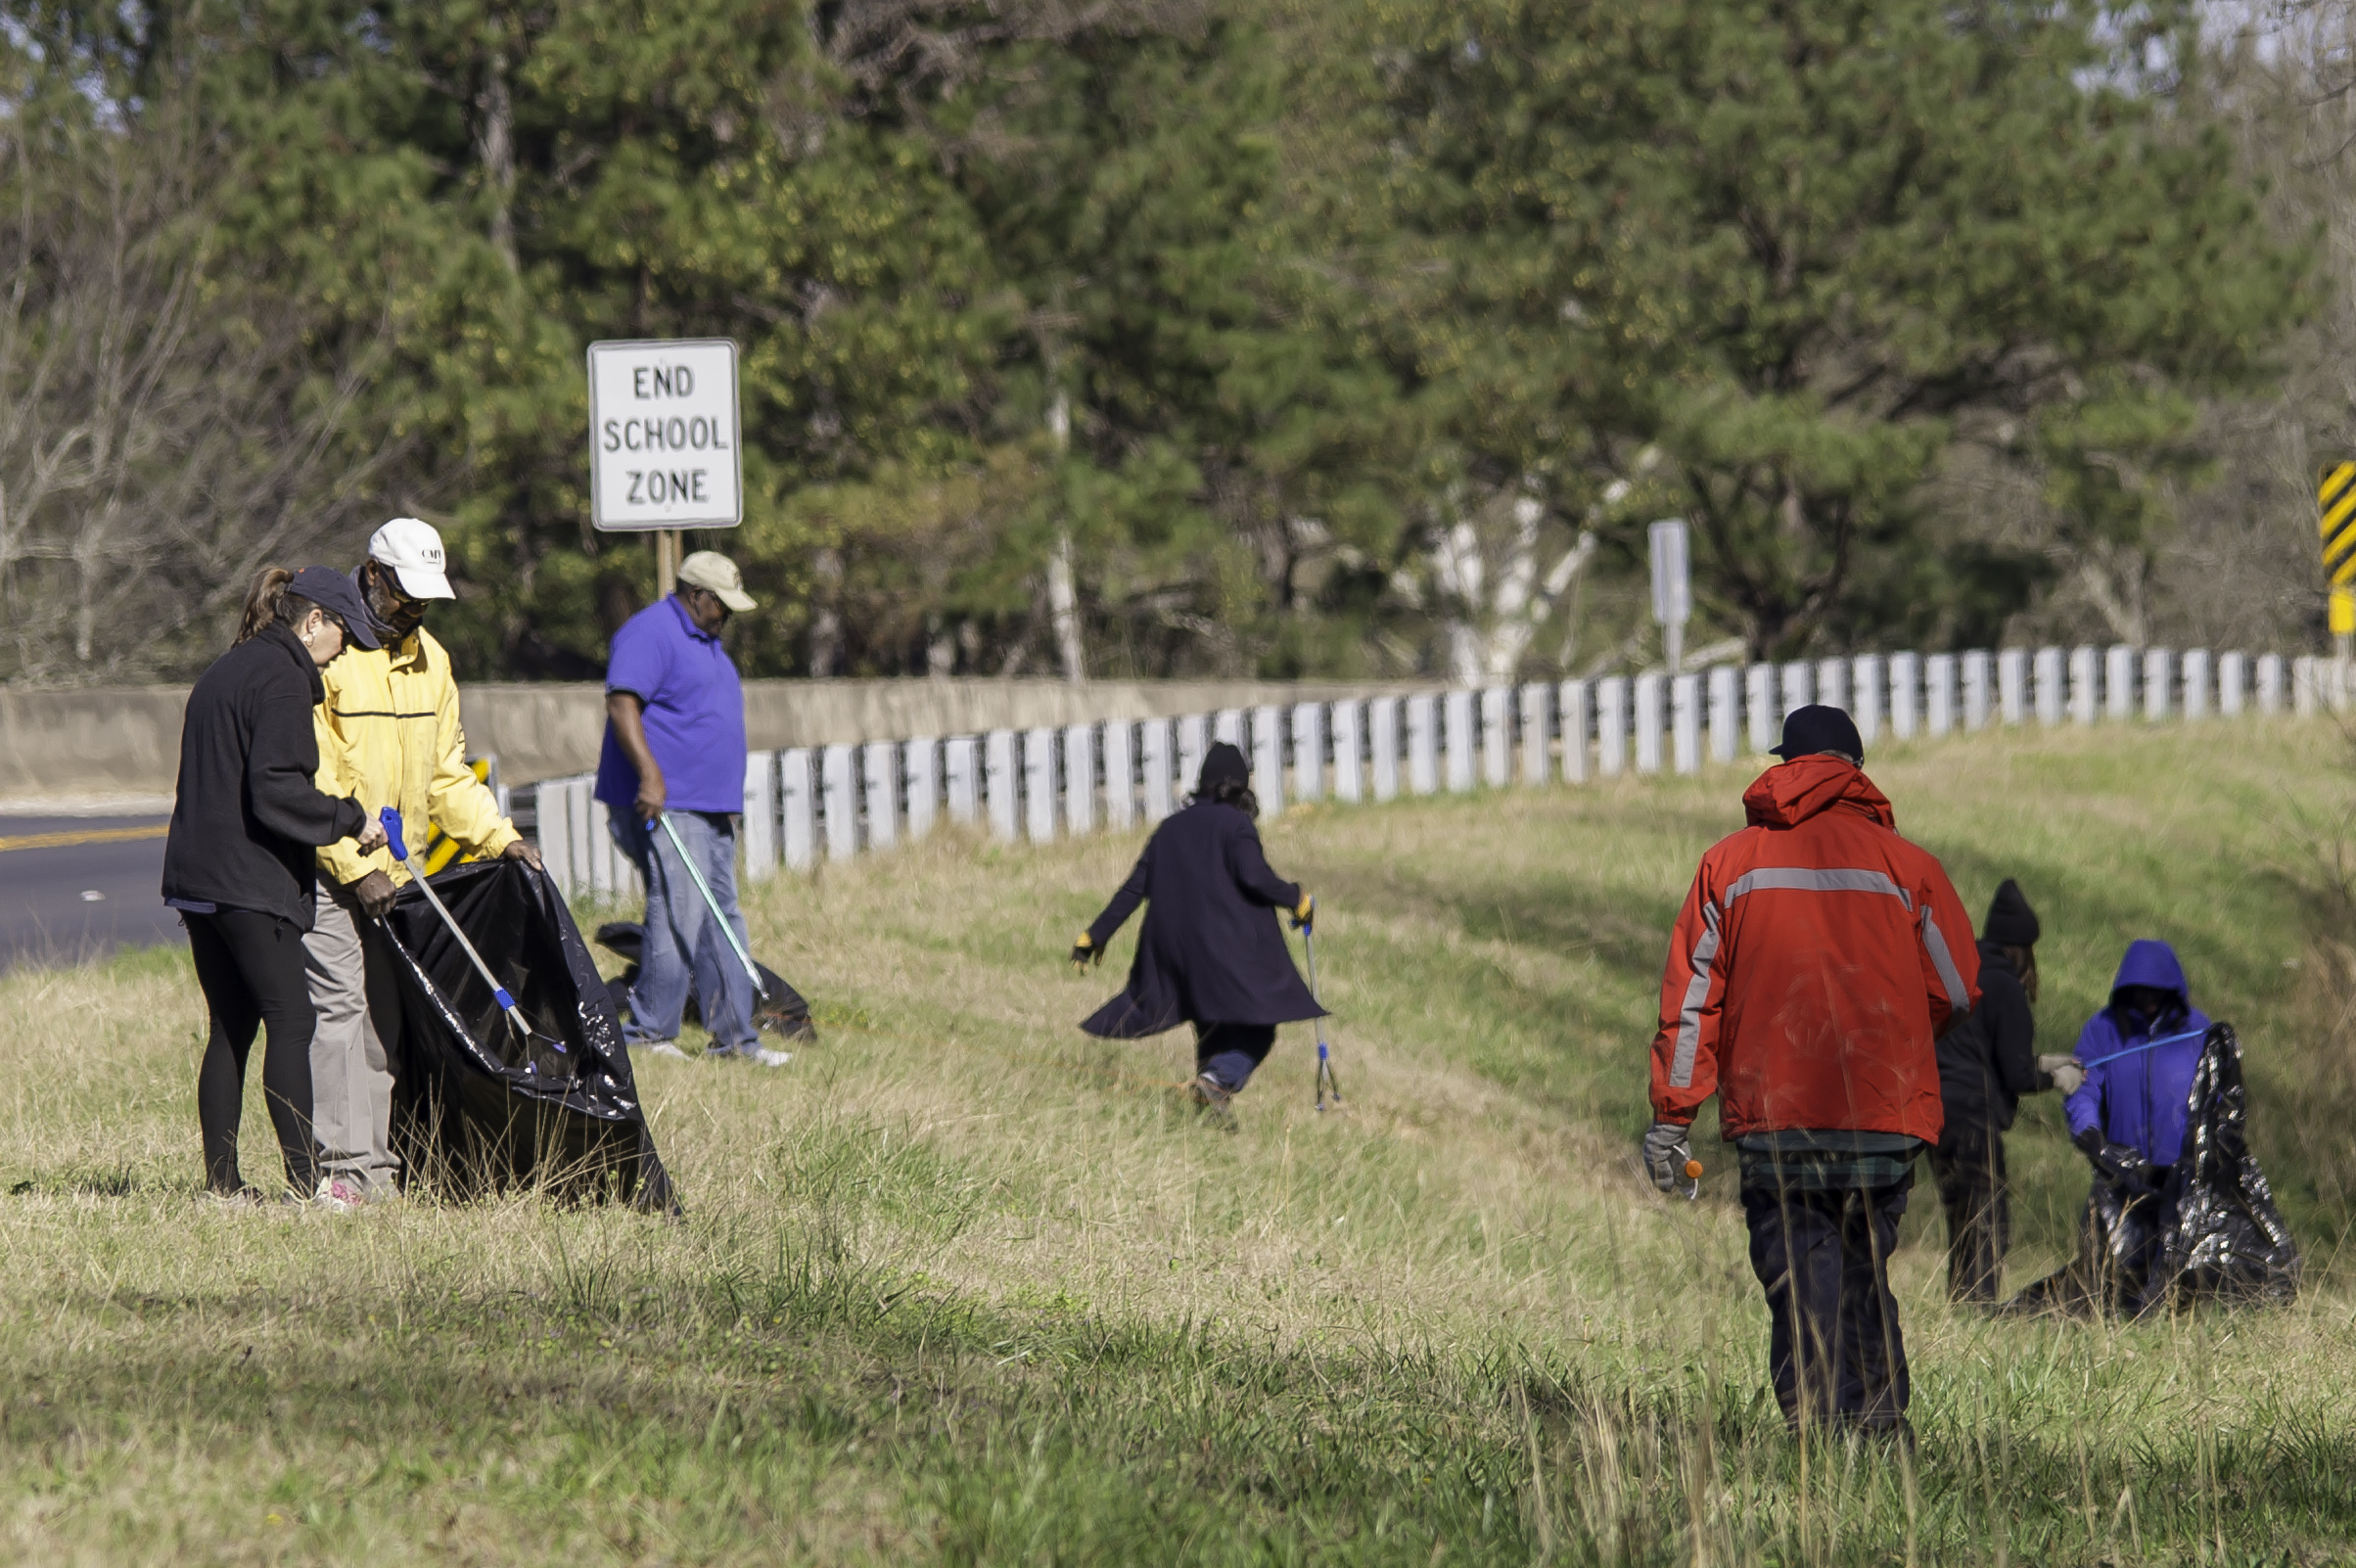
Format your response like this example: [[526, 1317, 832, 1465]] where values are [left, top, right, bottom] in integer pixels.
[[162, 567, 386, 1204]]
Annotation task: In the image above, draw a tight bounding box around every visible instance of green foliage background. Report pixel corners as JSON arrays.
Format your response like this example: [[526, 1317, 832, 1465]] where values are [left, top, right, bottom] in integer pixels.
[[0, 0, 2315, 681]]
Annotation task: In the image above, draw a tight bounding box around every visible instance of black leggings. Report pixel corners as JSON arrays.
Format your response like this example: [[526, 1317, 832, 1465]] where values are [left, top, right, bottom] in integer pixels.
[[184, 909, 321, 1195]]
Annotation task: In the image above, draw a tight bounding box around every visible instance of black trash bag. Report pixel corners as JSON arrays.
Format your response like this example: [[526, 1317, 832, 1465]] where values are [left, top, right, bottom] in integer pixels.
[[376, 859, 678, 1213], [2005, 1024, 2295, 1317], [591, 920, 816, 1041]]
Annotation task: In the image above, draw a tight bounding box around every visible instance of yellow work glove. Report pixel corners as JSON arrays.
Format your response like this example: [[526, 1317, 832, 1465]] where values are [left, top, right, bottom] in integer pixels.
[[1070, 932, 1101, 971], [1291, 893, 1316, 933]]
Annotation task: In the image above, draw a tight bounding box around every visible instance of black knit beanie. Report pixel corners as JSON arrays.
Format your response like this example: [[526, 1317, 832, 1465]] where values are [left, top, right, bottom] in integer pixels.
[[1197, 741, 1250, 793], [1982, 878, 2039, 946]]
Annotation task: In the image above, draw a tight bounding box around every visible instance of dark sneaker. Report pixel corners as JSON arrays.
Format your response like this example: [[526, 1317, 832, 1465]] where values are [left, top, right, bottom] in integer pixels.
[[709, 1045, 792, 1068], [1186, 1074, 1237, 1129]]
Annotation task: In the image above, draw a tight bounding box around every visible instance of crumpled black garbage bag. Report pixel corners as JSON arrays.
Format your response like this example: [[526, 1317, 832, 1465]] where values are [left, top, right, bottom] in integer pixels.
[[376, 859, 678, 1213], [2005, 1023, 2295, 1317], [591, 920, 816, 1042]]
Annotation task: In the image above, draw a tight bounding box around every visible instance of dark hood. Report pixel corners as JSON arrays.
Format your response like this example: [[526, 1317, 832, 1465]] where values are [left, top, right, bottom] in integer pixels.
[[2110, 939, 2191, 1008]]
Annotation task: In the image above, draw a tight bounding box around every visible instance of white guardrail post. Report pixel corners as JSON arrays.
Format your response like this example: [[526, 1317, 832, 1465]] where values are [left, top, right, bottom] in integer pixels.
[[1371, 697, 1401, 801], [781, 748, 815, 871], [1519, 682, 1552, 785], [1745, 666, 1775, 754], [905, 737, 939, 841], [986, 729, 1018, 841], [823, 744, 858, 861], [1482, 686, 1512, 788], [2220, 652, 2245, 716], [1292, 702, 1325, 803], [1252, 706, 1285, 815], [743, 751, 777, 879], [1707, 666, 1738, 764], [1889, 653, 1919, 740], [2104, 645, 2135, 722], [1999, 649, 2026, 725], [1178, 714, 1208, 791], [1634, 672, 1664, 775], [1024, 727, 1057, 844], [1064, 722, 1097, 835], [862, 740, 899, 851], [1596, 676, 1628, 777], [1671, 673, 1700, 775], [1926, 653, 1956, 740], [1560, 679, 1592, 783], [1332, 699, 1364, 804], [1408, 694, 1440, 795], [1815, 657, 1847, 715], [1139, 717, 1174, 821], [1444, 690, 1477, 793], [1103, 719, 1136, 829], [1850, 655, 1882, 748], [1963, 651, 1990, 733]]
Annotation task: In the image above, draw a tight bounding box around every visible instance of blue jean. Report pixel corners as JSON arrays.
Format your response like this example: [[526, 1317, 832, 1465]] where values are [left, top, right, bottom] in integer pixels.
[[1194, 1023, 1276, 1093], [610, 808, 758, 1053]]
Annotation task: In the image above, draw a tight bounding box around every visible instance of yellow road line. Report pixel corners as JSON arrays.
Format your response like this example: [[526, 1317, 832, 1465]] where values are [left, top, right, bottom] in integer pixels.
[[0, 824, 168, 853]]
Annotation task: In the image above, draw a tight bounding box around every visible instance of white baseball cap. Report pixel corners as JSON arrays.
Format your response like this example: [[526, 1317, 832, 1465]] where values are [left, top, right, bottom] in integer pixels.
[[676, 550, 757, 612], [368, 517, 455, 600]]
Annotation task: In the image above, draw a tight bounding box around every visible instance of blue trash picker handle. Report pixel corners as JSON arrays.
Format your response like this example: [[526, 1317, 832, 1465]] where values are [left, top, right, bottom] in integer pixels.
[[380, 806, 519, 1017]]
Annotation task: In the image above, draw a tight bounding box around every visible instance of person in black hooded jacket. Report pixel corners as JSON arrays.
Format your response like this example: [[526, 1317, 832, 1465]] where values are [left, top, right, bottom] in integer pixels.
[[1070, 742, 1324, 1121], [1930, 878, 2082, 1302], [162, 567, 386, 1205]]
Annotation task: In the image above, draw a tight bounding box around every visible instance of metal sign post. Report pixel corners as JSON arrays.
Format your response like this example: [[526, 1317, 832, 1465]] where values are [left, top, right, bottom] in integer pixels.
[[587, 339, 743, 601], [1649, 519, 1691, 674]]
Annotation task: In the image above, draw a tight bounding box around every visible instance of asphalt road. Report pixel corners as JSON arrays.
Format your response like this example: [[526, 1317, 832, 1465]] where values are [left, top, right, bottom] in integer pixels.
[[0, 815, 181, 971]]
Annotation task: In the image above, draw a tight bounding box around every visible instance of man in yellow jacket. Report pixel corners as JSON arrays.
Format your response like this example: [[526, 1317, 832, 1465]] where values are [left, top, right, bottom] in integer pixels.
[[305, 518, 539, 1203]]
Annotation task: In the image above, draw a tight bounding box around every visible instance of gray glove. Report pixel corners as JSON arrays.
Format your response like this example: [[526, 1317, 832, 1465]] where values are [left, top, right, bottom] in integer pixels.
[[1641, 1121, 1696, 1194], [2037, 1053, 2086, 1095]]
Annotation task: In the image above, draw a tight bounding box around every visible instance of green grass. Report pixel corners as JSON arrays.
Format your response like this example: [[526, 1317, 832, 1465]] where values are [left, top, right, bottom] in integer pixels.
[[3, 717, 2355, 1564]]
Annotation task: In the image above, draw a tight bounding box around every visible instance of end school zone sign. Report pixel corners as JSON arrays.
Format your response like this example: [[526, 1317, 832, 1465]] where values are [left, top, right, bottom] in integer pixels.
[[587, 339, 744, 530]]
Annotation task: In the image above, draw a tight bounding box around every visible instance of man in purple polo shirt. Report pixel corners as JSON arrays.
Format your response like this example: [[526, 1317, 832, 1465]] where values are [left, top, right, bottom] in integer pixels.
[[597, 550, 787, 1067]]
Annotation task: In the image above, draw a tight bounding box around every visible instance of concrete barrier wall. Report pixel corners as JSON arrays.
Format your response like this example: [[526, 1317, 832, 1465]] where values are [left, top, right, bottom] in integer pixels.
[[0, 677, 1442, 798]]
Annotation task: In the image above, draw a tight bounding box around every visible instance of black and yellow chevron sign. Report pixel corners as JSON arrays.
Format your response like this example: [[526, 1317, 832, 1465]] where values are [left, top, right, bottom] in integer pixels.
[[2322, 464, 2356, 636]]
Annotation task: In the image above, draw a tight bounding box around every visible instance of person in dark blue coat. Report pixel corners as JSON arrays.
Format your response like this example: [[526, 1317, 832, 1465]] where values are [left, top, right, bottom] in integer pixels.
[[1071, 742, 1324, 1119], [2065, 939, 2211, 1183]]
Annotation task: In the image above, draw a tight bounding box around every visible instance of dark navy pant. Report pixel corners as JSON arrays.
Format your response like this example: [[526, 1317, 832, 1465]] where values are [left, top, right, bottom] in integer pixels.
[[1194, 1023, 1275, 1093], [1741, 1180, 1912, 1433]]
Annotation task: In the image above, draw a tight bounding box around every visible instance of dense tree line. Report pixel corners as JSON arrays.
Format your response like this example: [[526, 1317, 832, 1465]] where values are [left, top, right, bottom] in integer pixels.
[[0, 0, 2334, 685]]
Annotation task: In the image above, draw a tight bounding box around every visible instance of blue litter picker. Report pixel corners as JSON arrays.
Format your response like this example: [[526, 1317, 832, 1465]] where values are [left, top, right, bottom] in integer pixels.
[[379, 807, 563, 1054]]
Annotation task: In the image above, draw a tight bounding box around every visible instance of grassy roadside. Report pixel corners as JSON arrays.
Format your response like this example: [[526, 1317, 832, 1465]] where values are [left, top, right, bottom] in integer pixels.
[[0, 717, 2350, 1563]]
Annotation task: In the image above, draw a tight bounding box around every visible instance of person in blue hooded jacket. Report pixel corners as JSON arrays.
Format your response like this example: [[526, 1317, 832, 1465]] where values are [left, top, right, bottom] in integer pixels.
[[2064, 940, 2211, 1190]]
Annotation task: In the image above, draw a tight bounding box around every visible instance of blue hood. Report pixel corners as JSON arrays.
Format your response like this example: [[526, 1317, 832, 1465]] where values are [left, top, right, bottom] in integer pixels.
[[2109, 939, 2190, 1007]]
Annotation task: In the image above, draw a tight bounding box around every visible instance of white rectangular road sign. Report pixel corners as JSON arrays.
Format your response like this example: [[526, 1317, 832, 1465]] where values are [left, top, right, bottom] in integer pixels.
[[587, 339, 743, 530]]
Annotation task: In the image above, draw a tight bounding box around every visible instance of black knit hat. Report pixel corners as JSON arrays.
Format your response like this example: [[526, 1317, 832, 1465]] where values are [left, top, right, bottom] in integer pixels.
[[1982, 878, 2040, 946], [1197, 741, 1250, 793], [1770, 704, 1863, 761]]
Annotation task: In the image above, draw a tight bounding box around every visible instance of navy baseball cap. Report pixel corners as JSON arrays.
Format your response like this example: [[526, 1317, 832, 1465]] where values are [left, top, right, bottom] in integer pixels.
[[1770, 704, 1863, 761], [289, 566, 382, 650]]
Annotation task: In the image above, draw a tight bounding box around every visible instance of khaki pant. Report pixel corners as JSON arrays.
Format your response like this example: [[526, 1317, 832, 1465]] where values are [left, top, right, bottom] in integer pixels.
[[301, 884, 403, 1195]]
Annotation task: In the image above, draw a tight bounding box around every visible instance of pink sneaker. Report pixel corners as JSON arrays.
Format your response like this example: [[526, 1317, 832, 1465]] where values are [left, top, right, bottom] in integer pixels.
[[286, 1176, 365, 1212]]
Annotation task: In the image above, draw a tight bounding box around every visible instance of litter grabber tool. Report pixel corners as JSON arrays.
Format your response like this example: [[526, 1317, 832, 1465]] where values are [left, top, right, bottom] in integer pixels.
[[378, 807, 564, 1055], [650, 812, 768, 1004], [1302, 923, 1344, 1113], [2091, 1026, 2208, 1065]]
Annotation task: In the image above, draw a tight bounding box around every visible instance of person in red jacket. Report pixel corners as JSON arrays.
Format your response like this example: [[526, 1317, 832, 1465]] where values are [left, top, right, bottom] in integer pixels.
[[1641, 705, 1979, 1441]]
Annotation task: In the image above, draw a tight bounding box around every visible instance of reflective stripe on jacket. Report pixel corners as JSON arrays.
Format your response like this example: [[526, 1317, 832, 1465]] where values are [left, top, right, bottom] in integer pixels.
[[1648, 756, 1981, 1142], [312, 624, 518, 888]]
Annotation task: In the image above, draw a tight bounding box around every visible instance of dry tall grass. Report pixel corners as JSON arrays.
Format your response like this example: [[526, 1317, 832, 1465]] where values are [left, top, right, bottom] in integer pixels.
[[0, 718, 2349, 1563]]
